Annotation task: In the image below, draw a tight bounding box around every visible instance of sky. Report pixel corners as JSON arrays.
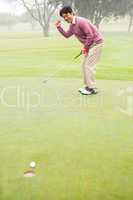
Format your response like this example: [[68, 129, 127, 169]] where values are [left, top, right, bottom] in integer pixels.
[[0, 1, 25, 15]]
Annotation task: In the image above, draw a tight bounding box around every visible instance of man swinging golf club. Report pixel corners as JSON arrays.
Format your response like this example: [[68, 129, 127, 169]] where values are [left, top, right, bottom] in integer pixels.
[[55, 6, 104, 95]]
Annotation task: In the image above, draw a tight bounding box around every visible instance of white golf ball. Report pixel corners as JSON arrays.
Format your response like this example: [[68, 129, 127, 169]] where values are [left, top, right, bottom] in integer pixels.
[[30, 161, 36, 168]]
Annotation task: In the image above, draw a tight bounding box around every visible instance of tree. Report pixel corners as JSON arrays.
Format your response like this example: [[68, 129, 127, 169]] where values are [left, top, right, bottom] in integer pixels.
[[112, 0, 133, 32], [21, 0, 61, 36], [73, 0, 120, 28], [125, 0, 133, 32], [128, 10, 133, 32], [4, 0, 61, 36], [19, 11, 37, 30], [61, 0, 133, 29], [60, 0, 74, 6]]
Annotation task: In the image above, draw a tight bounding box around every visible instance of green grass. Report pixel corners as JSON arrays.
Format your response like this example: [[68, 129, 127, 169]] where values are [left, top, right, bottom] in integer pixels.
[[0, 78, 133, 200], [0, 32, 133, 80], [0, 32, 133, 199]]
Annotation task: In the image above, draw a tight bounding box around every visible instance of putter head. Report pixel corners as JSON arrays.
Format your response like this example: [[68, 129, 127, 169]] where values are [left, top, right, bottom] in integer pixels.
[[74, 51, 82, 60]]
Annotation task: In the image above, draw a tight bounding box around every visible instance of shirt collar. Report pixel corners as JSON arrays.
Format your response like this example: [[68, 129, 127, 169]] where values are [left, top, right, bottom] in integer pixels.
[[72, 16, 76, 24]]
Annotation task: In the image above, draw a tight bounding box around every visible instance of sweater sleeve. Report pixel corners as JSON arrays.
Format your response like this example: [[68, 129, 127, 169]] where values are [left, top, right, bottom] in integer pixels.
[[57, 26, 73, 38]]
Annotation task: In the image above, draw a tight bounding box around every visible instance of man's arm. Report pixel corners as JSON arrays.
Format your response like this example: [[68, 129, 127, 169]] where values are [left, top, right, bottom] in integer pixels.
[[55, 21, 73, 38]]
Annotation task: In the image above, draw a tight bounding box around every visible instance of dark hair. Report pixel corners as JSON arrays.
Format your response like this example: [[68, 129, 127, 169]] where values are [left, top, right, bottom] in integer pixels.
[[60, 6, 73, 17]]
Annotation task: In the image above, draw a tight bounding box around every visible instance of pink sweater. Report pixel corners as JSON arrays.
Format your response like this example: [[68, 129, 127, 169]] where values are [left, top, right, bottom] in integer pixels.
[[57, 16, 103, 49]]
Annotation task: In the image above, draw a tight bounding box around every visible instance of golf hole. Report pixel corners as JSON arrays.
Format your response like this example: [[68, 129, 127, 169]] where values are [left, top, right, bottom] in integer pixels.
[[24, 170, 36, 177]]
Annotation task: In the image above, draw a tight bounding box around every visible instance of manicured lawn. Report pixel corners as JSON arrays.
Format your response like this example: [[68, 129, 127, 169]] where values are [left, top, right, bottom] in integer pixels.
[[0, 78, 133, 200], [0, 32, 133, 200], [0, 32, 133, 80]]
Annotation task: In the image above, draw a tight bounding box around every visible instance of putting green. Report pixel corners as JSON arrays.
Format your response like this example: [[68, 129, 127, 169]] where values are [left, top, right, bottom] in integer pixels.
[[0, 78, 133, 200]]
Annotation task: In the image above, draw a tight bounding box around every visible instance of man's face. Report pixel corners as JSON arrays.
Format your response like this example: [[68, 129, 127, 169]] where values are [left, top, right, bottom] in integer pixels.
[[62, 13, 74, 23]]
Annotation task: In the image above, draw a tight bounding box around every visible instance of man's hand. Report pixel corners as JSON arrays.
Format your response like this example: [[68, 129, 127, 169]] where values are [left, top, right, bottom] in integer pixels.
[[81, 47, 89, 56], [55, 20, 61, 28]]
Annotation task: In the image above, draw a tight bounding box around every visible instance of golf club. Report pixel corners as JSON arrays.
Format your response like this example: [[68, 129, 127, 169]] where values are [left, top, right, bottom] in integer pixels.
[[43, 51, 82, 84], [74, 51, 82, 60]]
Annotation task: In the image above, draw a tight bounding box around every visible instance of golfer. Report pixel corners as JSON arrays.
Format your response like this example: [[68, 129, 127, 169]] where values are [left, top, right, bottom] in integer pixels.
[[55, 6, 104, 95]]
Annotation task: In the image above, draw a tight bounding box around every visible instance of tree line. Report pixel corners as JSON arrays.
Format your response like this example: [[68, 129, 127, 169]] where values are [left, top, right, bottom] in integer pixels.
[[1, 0, 133, 36]]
